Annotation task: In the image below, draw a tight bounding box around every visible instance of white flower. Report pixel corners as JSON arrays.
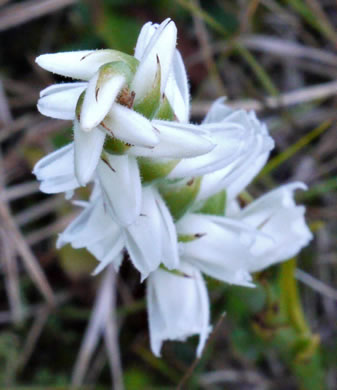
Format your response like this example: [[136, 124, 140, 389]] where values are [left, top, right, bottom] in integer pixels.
[[164, 50, 190, 123], [97, 153, 142, 226], [132, 18, 177, 103], [128, 120, 214, 159], [35, 19, 177, 134], [177, 183, 312, 285], [134, 21, 190, 122], [147, 262, 210, 357], [37, 82, 86, 120], [33, 133, 104, 194], [57, 184, 179, 280], [56, 194, 124, 275], [169, 99, 274, 202], [124, 186, 179, 280], [35, 19, 214, 185], [32, 143, 80, 195], [177, 213, 267, 287], [73, 120, 106, 186], [232, 182, 313, 272]]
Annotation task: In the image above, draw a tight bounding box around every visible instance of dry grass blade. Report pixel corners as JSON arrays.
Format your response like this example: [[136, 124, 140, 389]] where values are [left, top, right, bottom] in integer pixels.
[[14, 306, 50, 372], [187, 35, 337, 68], [296, 269, 337, 301], [0, 80, 23, 324], [72, 265, 122, 387], [0, 227, 23, 323], [0, 292, 68, 325], [199, 369, 270, 389], [0, 114, 40, 143], [14, 195, 64, 226], [2, 181, 40, 202], [240, 35, 337, 67], [26, 213, 77, 246], [0, 0, 77, 32], [103, 268, 124, 390], [191, 79, 337, 116], [0, 201, 56, 306]]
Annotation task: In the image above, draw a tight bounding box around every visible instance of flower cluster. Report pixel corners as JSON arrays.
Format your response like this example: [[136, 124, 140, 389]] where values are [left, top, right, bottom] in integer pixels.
[[33, 19, 312, 357]]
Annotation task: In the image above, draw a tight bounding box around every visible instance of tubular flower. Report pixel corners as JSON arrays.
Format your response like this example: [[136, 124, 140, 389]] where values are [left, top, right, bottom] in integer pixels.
[[147, 262, 211, 357], [32, 18, 313, 358]]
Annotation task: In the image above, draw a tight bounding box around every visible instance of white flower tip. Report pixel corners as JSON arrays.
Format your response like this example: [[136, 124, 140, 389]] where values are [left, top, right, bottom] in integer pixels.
[[140, 272, 150, 283], [196, 325, 212, 358], [294, 182, 308, 191], [56, 234, 65, 249], [75, 171, 89, 187], [35, 54, 46, 68], [35, 53, 63, 73], [163, 18, 177, 36], [151, 338, 162, 357]]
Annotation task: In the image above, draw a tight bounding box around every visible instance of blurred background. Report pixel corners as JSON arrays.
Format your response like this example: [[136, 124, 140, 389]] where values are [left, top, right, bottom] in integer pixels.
[[0, 0, 336, 389]]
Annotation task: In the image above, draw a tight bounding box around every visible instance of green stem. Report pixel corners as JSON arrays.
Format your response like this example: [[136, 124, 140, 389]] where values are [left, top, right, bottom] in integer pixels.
[[279, 258, 310, 335]]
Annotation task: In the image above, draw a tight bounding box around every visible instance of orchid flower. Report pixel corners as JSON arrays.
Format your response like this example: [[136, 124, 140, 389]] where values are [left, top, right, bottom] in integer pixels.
[[147, 262, 211, 357], [168, 99, 274, 203], [176, 182, 312, 285], [32, 17, 314, 360], [57, 183, 179, 280], [230, 182, 313, 272], [35, 19, 212, 189]]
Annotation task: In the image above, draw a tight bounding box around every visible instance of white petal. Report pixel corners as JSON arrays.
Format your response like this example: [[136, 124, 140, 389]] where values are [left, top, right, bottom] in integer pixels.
[[169, 122, 246, 178], [33, 143, 73, 179], [92, 251, 124, 275], [134, 22, 157, 60], [165, 50, 190, 122], [37, 82, 87, 120], [36, 50, 127, 80], [80, 72, 125, 131], [57, 197, 124, 273], [172, 51, 189, 117], [73, 120, 105, 186], [202, 97, 232, 124], [103, 104, 159, 147], [197, 150, 269, 202], [57, 196, 120, 249], [128, 120, 214, 159], [195, 109, 274, 201], [124, 187, 163, 280], [32, 143, 80, 194], [147, 262, 211, 357], [177, 213, 270, 286], [153, 189, 179, 270], [239, 183, 313, 271], [164, 73, 187, 123], [132, 19, 177, 102], [98, 154, 141, 226]]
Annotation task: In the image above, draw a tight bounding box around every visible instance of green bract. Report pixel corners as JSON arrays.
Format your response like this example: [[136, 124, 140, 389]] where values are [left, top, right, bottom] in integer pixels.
[[159, 178, 201, 221]]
